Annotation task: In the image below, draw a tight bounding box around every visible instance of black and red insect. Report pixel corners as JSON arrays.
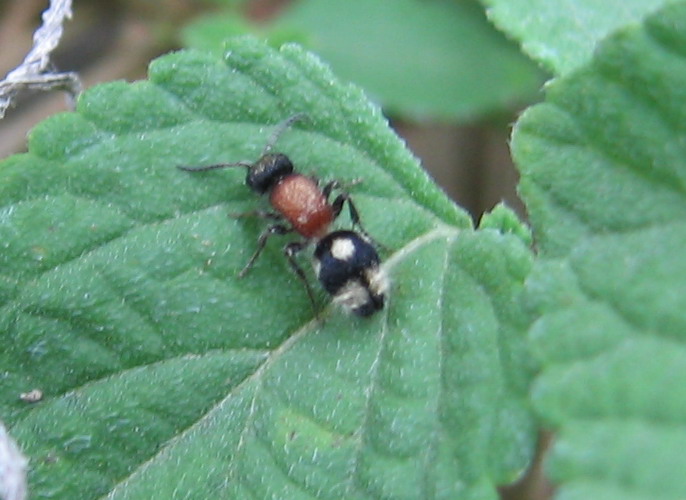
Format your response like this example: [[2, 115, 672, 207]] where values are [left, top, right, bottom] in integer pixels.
[[178, 114, 388, 317]]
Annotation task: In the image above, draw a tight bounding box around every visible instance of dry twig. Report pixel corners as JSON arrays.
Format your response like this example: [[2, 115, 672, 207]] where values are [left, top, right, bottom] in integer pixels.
[[0, 0, 81, 119]]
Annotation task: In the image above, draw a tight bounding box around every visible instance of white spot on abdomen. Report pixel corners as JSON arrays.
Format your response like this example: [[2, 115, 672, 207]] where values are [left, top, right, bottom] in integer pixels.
[[331, 237, 355, 261]]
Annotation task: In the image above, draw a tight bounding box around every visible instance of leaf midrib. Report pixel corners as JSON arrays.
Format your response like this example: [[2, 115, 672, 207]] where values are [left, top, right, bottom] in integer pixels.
[[101, 225, 458, 497]]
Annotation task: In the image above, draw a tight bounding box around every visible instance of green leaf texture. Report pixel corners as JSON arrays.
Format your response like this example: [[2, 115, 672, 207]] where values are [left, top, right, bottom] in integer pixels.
[[483, 0, 680, 75], [513, 4, 686, 498], [0, 39, 535, 498]]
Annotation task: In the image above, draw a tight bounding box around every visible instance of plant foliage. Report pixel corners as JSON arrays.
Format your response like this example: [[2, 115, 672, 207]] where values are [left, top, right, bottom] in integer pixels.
[[0, 38, 535, 498]]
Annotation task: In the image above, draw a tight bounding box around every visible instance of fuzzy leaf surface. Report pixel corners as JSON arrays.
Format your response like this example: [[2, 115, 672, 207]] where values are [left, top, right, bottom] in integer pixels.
[[483, 0, 680, 75], [513, 4, 686, 498], [0, 39, 535, 499]]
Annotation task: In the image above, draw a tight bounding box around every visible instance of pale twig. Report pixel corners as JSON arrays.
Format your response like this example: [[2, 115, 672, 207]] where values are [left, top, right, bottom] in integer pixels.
[[0, 421, 27, 500], [0, 0, 81, 119]]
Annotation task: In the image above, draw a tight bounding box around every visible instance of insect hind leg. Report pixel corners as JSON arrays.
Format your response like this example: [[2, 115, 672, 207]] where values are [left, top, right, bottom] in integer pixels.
[[284, 240, 320, 317]]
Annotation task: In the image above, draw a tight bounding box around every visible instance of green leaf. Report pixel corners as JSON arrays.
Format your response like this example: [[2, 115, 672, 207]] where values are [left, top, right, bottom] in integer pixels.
[[181, 13, 310, 57], [513, 3, 686, 498], [184, 0, 544, 121], [483, 0, 681, 75], [1, 38, 536, 498], [478, 203, 532, 248]]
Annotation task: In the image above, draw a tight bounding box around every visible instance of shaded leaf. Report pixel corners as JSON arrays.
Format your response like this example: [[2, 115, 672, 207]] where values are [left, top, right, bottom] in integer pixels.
[[276, 0, 544, 120], [183, 0, 544, 121], [181, 13, 309, 55]]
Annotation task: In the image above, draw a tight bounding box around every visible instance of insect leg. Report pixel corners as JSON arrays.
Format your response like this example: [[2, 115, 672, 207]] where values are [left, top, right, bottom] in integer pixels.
[[284, 240, 319, 316], [238, 224, 292, 278], [230, 209, 282, 221]]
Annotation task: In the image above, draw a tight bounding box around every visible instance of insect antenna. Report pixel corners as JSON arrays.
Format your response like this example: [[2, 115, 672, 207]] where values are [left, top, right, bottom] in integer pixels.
[[262, 113, 308, 155], [177, 161, 253, 172]]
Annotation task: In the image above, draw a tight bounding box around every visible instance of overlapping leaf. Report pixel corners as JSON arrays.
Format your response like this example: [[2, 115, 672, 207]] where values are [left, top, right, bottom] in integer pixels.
[[483, 0, 680, 75], [513, 4, 686, 498]]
